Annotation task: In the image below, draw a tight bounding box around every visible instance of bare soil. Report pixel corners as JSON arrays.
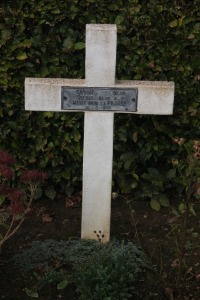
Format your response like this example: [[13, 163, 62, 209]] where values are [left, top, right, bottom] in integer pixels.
[[0, 194, 199, 299]]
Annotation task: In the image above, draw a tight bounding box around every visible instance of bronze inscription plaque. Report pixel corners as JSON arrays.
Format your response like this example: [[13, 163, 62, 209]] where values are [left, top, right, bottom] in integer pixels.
[[61, 87, 137, 112]]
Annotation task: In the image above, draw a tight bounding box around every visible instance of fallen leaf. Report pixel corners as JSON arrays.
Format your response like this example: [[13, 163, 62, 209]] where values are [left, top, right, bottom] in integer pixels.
[[65, 198, 75, 208], [161, 273, 168, 279], [36, 206, 47, 217], [25, 208, 32, 215], [196, 273, 200, 281], [167, 217, 177, 224], [164, 287, 174, 300], [171, 259, 180, 268], [112, 192, 118, 199], [65, 194, 81, 208], [62, 218, 70, 225], [42, 213, 54, 223], [187, 267, 193, 273], [121, 231, 130, 236]]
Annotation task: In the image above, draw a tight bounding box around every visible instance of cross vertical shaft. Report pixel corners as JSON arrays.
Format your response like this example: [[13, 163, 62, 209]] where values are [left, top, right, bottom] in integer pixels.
[[81, 25, 117, 242]]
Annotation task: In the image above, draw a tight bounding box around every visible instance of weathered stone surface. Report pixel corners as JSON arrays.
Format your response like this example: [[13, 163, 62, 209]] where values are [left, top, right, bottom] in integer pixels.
[[25, 24, 175, 243]]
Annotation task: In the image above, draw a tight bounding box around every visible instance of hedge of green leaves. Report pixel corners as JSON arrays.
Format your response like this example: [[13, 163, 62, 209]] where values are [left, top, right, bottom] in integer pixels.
[[0, 0, 199, 200]]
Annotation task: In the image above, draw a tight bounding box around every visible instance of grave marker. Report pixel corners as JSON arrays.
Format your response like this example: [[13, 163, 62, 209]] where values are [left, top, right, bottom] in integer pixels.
[[25, 24, 175, 243]]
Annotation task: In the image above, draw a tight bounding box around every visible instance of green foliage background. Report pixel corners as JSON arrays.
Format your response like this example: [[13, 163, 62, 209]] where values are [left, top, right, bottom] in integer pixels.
[[0, 0, 199, 197]]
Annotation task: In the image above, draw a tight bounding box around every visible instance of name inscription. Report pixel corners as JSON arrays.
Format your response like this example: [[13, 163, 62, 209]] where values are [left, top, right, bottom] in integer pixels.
[[61, 87, 137, 112]]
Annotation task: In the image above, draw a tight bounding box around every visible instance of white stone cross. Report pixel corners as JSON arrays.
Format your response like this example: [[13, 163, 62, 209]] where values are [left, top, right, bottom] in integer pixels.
[[25, 24, 174, 243]]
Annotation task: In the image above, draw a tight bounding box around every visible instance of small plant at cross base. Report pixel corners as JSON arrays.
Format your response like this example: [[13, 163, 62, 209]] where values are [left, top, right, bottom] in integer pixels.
[[171, 138, 200, 291], [14, 239, 157, 299], [0, 150, 48, 251]]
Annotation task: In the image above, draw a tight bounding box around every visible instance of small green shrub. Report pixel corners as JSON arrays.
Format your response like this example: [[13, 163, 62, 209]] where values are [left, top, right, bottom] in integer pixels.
[[15, 239, 151, 299], [73, 241, 151, 300]]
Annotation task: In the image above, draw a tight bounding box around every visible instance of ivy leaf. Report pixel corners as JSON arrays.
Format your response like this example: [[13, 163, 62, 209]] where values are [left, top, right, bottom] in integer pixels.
[[34, 186, 43, 200], [0, 195, 5, 205], [150, 199, 161, 211], [132, 132, 138, 142], [57, 279, 68, 290], [21, 39, 32, 48], [1, 29, 11, 41], [147, 168, 160, 177], [73, 130, 81, 142], [166, 169, 176, 179], [178, 203, 186, 213], [132, 173, 139, 181], [124, 159, 132, 170], [63, 37, 73, 49], [74, 42, 85, 50], [141, 173, 153, 181], [120, 152, 134, 161], [159, 194, 169, 207], [52, 8, 60, 14], [189, 205, 197, 216], [115, 15, 124, 25], [169, 20, 178, 28], [16, 52, 28, 60], [43, 112, 54, 118], [156, 5, 163, 13], [45, 185, 56, 200], [47, 142, 54, 149], [25, 289, 39, 298]]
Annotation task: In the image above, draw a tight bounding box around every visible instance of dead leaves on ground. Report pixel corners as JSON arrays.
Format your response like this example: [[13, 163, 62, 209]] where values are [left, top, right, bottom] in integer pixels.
[[34, 192, 82, 224], [164, 287, 175, 300], [65, 192, 82, 208], [36, 206, 54, 223], [41, 213, 54, 223]]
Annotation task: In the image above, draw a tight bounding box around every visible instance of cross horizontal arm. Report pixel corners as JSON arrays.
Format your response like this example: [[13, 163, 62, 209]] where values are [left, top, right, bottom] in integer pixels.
[[25, 78, 174, 115]]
